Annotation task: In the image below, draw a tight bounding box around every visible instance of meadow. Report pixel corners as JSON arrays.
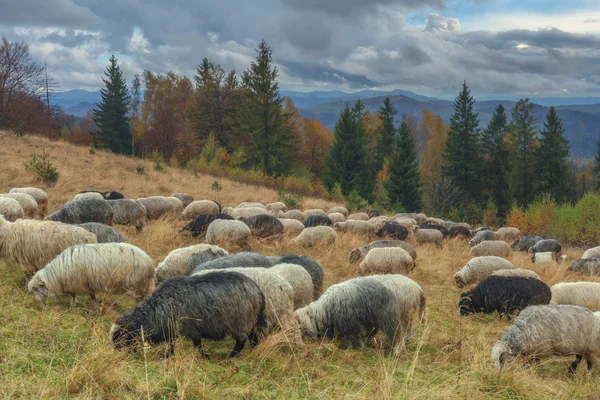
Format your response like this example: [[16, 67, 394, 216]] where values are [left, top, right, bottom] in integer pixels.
[[1, 130, 600, 399]]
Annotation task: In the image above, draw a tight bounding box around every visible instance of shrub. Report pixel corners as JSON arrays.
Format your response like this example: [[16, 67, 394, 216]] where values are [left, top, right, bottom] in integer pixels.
[[331, 183, 345, 203], [551, 193, 600, 247], [153, 161, 164, 172], [482, 198, 499, 228], [345, 190, 369, 213], [506, 194, 556, 235], [136, 164, 145, 174], [211, 180, 223, 192], [89, 144, 96, 154], [14, 123, 25, 137], [23, 149, 59, 186], [278, 188, 303, 209]]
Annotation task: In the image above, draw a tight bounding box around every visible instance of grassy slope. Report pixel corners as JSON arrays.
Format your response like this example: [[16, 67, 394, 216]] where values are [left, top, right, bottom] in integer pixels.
[[1, 131, 600, 399]]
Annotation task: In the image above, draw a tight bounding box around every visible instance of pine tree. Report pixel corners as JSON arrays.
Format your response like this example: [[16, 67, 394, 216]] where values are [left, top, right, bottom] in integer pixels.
[[508, 98, 538, 206], [442, 81, 481, 204], [481, 104, 511, 217], [92, 55, 131, 154], [236, 40, 295, 176], [533, 106, 570, 201], [594, 135, 600, 190], [375, 97, 397, 172], [384, 120, 422, 211], [324, 104, 374, 201]]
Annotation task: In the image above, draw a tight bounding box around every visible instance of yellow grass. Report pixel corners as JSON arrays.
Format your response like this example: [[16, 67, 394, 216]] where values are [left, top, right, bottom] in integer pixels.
[[2, 130, 600, 399]]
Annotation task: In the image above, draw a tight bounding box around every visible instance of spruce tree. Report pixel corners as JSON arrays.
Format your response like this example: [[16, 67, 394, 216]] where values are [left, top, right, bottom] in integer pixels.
[[442, 81, 481, 204], [236, 40, 295, 176], [384, 120, 422, 211], [92, 55, 131, 154], [481, 104, 511, 217], [324, 104, 374, 201], [594, 135, 600, 190], [508, 98, 538, 206], [375, 97, 397, 172], [533, 106, 570, 201]]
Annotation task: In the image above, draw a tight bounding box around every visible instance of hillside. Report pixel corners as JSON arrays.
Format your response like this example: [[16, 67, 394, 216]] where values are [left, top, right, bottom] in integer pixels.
[[2, 132, 600, 398]]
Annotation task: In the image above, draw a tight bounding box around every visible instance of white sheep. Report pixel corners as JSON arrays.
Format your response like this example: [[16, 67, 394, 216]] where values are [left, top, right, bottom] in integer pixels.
[[491, 269, 541, 280], [227, 207, 269, 219], [347, 212, 369, 221], [74, 192, 104, 200], [0, 197, 24, 222], [182, 200, 221, 220], [269, 263, 314, 309], [496, 227, 521, 243], [171, 193, 194, 208], [266, 202, 286, 212], [155, 244, 229, 283], [0, 193, 38, 218], [583, 246, 600, 259], [550, 282, 600, 311], [532, 251, 557, 267], [289, 226, 337, 248], [349, 240, 417, 264], [426, 217, 444, 225], [334, 220, 375, 236], [108, 199, 147, 230], [205, 219, 251, 248], [412, 226, 443, 248], [136, 196, 177, 220], [327, 212, 346, 224], [236, 202, 266, 209], [394, 218, 417, 229], [28, 243, 155, 307], [280, 210, 304, 221], [358, 247, 414, 276], [166, 197, 184, 216], [9, 187, 48, 217], [327, 206, 349, 217], [0, 215, 97, 278], [470, 240, 511, 258], [454, 256, 514, 288], [278, 218, 305, 236], [302, 209, 326, 218]]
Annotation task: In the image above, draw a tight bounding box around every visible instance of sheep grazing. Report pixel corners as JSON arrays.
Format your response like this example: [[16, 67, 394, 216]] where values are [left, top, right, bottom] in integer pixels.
[[454, 256, 514, 288], [80, 190, 126, 200], [532, 251, 558, 267], [511, 236, 544, 252], [449, 225, 471, 238], [412, 226, 443, 249], [327, 213, 345, 224], [171, 193, 195, 208], [166, 197, 184, 216], [267, 254, 324, 299], [496, 227, 521, 243], [303, 215, 333, 227], [289, 226, 337, 248], [0, 197, 24, 222], [192, 252, 273, 274], [369, 216, 389, 230], [75, 223, 125, 243], [583, 247, 600, 259], [491, 268, 541, 280], [327, 206, 349, 217], [182, 200, 221, 220], [394, 218, 417, 229], [107, 199, 147, 231], [181, 213, 234, 238], [45, 199, 114, 225], [419, 223, 449, 237], [269, 263, 314, 309], [492, 305, 600, 374], [136, 196, 177, 220], [28, 243, 155, 307], [278, 218, 305, 236], [75, 192, 104, 200], [266, 202, 286, 212], [347, 212, 369, 221], [569, 258, 600, 276], [227, 207, 268, 219], [358, 208, 379, 218], [280, 210, 304, 221], [9, 187, 48, 217], [550, 282, 600, 311], [358, 247, 414, 276], [334, 220, 374, 236], [241, 214, 284, 238], [529, 239, 562, 257], [459, 276, 551, 317], [302, 209, 326, 219], [469, 230, 498, 246], [349, 240, 417, 265], [0, 215, 97, 278], [236, 202, 265, 209], [295, 275, 425, 355], [110, 272, 266, 358], [470, 240, 511, 258], [205, 219, 251, 248], [376, 221, 408, 240], [155, 244, 229, 283], [0, 193, 38, 218]]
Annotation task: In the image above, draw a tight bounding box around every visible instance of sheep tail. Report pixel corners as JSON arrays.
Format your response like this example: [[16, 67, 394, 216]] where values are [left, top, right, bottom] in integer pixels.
[[419, 292, 427, 323], [212, 200, 222, 213]]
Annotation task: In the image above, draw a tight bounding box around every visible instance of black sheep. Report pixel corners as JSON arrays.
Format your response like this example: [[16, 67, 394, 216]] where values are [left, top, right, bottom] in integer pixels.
[[449, 225, 470, 238], [528, 239, 562, 257], [303, 215, 333, 227], [181, 213, 234, 238], [241, 214, 284, 238], [458, 275, 551, 317], [375, 221, 408, 240], [110, 272, 266, 358]]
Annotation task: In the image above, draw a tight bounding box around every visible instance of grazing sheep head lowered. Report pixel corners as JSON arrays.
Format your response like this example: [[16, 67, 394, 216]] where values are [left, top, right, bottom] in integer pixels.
[[109, 313, 140, 350], [454, 273, 467, 289], [27, 275, 50, 303], [458, 294, 473, 316], [295, 307, 318, 338], [349, 249, 362, 264]]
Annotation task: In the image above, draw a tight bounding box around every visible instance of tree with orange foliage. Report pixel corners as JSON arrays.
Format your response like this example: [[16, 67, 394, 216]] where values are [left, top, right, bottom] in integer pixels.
[[299, 117, 332, 175], [420, 110, 449, 212]]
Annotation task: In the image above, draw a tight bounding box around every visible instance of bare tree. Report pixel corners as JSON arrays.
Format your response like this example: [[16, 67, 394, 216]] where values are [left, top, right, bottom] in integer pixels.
[[0, 37, 44, 128], [429, 175, 462, 218], [43, 61, 61, 139]]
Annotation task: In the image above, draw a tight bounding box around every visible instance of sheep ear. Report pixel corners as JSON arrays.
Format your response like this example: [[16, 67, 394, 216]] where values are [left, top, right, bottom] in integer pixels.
[[37, 281, 46, 288]]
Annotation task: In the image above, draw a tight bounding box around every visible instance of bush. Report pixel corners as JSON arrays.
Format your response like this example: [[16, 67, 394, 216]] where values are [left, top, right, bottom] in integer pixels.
[[153, 161, 164, 172], [551, 193, 600, 247], [136, 164, 145, 174], [331, 183, 345, 203], [345, 190, 369, 213], [506, 194, 556, 235], [24, 149, 59, 186], [482, 198, 499, 228], [89, 144, 96, 154], [14, 123, 25, 137], [278, 188, 303, 209], [211, 180, 223, 192]]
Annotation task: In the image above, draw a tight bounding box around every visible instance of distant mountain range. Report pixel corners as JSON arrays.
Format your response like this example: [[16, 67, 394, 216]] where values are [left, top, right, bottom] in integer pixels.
[[54, 89, 600, 158]]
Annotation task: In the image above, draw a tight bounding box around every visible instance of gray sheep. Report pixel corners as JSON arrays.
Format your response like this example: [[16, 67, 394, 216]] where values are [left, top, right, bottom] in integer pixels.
[[155, 244, 229, 283], [529, 239, 562, 257], [107, 199, 147, 231], [412, 226, 443, 248], [569, 258, 600, 276], [45, 199, 114, 225], [454, 256, 514, 288], [241, 214, 284, 238], [349, 240, 417, 265], [171, 193, 195, 208], [470, 240, 510, 258], [136, 197, 177, 220], [469, 230, 498, 246], [511, 236, 544, 252], [75, 222, 125, 243]]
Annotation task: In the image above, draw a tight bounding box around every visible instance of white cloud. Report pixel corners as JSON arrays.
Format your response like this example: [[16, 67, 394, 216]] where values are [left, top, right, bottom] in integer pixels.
[[128, 27, 150, 54]]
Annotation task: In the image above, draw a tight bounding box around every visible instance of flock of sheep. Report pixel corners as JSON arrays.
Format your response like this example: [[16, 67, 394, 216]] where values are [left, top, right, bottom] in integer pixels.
[[2, 187, 600, 375]]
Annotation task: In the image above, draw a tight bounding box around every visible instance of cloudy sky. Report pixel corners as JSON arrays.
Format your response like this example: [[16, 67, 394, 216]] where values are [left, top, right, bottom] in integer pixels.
[[1, 0, 599, 98]]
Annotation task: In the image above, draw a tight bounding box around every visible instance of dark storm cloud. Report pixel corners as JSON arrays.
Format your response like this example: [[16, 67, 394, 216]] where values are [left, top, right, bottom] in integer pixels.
[[281, 0, 445, 17], [279, 60, 379, 87], [0, 0, 101, 27]]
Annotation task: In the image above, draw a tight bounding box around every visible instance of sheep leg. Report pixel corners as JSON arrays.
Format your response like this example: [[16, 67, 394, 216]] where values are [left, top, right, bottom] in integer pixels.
[[568, 354, 583, 374], [89, 293, 98, 308], [192, 338, 209, 359], [229, 339, 246, 358], [248, 330, 259, 348], [69, 294, 77, 308], [587, 360, 593, 374]]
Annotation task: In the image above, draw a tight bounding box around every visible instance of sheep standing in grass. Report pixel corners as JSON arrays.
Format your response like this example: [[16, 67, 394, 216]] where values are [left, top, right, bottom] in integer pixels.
[[182, 200, 221, 220], [74, 192, 104, 200], [358, 247, 414, 275], [267, 254, 324, 299], [459, 276, 551, 317], [469, 230, 498, 246], [227, 207, 268, 219], [0, 193, 38, 218], [511, 236, 544, 252], [241, 214, 284, 238], [376, 221, 408, 240], [289, 226, 337, 248], [334, 220, 374, 236], [171, 193, 195, 208], [569, 258, 600, 276], [166, 197, 184, 216], [532, 251, 558, 267], [327, 213, 345, 224], [491, 269, 541, 280], [181, 213, 234, 238], [454, 256, 514, 288], [0, 215, 97, 278], [136, 197, 176, 220], [449, 226, 471, 238], [192, 252, 273, 274], [583, 247, 600, 259], [492, 305, 600, 374], [205, 220, 251, 248], [470, 241, 510, 258], [327, 206, 349, 217], [155, 244, 229, 283], [108, 199, 147, 231], [266, 202, 286, 212], [278, 218, 305, 236], [110, 272, 266, 358], [529, 239, 562, 257], [75, 223, 125, 243], [419, 223, 449, 237], [280, 210, 304, 221], [496, 227, 521, 243], [347, 212, 369, 221], [46, 199, 114, 225], [302, 209, 326, 219], [9, 187, 48, 217], [550, 282, 600, 311], [412, 226, 443, 248], [28, 243, 155, 307], [269, 263, 313, 309], [0, 197, 24, 222], [303, 215, 333, 227], [349, 240, 417, 265]]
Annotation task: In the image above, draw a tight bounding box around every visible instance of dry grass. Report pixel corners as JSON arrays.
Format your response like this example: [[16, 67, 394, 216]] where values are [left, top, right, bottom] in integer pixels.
[[2, 131, 600, 399]]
